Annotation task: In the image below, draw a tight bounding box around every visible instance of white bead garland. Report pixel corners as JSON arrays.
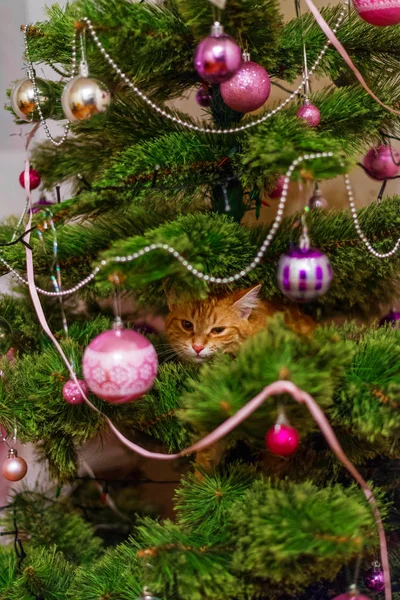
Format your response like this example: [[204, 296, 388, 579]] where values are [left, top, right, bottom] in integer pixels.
[[2, 151, 400, 297]]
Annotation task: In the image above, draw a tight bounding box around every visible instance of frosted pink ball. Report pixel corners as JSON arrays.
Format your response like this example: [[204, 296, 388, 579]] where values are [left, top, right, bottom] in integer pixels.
[[62, 378, 88, 405], [220, 61, 271, 113], [363, 144, 400, 180], [296, 101, 321, 127], [82, 329, 158, 403], [353, 0, 400, 25], [266, 424, 299, 456]]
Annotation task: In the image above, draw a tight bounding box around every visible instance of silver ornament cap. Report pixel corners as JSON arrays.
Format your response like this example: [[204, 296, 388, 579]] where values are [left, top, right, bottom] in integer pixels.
[[61, 75, 111, 122]]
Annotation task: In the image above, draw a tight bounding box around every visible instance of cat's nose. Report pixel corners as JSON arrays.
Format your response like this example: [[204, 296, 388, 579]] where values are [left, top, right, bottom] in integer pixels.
[[192, 344, 205, 355]]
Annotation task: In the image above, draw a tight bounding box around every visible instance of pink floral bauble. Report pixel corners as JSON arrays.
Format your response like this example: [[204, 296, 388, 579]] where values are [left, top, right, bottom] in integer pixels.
[[266, 424, 299, 456], [82, 329, 158, 403], [220, 61, 271, 113], [296, 101, 321, 127], [353, 0, 400, 25], [62, 378, 88, 405], [19, 168, 41, 190], [363, 144, 400, 180]]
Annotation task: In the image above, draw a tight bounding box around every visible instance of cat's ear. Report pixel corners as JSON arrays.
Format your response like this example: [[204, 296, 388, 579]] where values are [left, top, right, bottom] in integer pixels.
[[232, 284, 262, 319], [164, 285, 178, 311]]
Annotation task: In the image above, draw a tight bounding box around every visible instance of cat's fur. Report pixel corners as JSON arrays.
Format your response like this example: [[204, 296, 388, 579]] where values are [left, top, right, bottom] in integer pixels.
[[165, 284, 315, 363]]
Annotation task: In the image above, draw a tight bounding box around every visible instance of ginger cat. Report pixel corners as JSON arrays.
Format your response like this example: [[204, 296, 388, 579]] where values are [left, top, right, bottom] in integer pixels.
[[165, 284, 315, 363]]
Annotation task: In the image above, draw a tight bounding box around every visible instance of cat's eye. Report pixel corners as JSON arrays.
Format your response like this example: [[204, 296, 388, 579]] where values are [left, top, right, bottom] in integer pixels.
[[181, 320, 193, 331], [211, 327, 225, 334]]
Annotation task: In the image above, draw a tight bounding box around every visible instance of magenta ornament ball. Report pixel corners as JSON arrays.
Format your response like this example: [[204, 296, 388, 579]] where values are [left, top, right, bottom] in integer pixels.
[[277, 247, 333, 302], [195, 84, 212, 107], [296, 101, 321, 127], [379, 310, 400, 327], [82, 329, 158, 403], [333, 594, 372, 600], [63, 378, 88, 405], [220, 61, 271, 113], [363, 145, 400, 180], [266, 424, 299, 456], [269, 176, 285, 199], [19, 168, 41, 191], [364, 566, 385, 593], [194, 32, 242, 84], [352, 0, 400, 25]]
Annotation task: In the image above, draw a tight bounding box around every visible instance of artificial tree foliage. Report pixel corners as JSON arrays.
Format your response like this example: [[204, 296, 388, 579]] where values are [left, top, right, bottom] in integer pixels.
[[2, 0, 400, 597]]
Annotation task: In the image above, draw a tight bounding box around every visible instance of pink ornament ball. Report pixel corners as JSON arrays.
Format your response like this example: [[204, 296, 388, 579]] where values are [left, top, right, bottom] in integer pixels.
[[62, 378, 88, 405], [266, 423, 299, 456], [195, 84, 212, 107], [82, 328, 158, 404], [19, 168, 41, 191], [364, 565, 385, 593], [269, 176, 285, 199], [363, 144, 400, 180], [194, 23, 242, 84], [333, 593, 372, 600], [220, 60, 271, 113], [352, 0, 400, 25], [296, 101, 321, 127]]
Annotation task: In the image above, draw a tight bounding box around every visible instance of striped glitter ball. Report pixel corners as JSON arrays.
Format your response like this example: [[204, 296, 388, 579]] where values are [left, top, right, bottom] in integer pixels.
[[277, 247, 333, 302]]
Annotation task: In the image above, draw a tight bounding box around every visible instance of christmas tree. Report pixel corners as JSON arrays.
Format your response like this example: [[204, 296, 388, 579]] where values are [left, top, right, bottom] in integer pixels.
[[2, 0, 400, 597]]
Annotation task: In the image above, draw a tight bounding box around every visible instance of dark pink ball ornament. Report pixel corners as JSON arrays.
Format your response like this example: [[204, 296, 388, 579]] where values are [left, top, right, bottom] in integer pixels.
[[379, 309, 400, 327], [269, 176, 285, 199], [220, 55, 271, 113], [62, 378, 89, 405], [195, 83, 212, 107], [353, 0, 400, 25], [19, 168, 41, 191], [266, 423, 299, 456], [364, 563, 385, 593], [296, 101, 321, 127], [363, 145, 400, 180], [194, 22, 242, 84]]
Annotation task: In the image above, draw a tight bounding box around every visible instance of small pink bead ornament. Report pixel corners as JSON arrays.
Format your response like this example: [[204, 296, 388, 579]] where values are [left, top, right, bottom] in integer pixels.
[[266, 408, 300, 457], [62, 378, 88, 405], [82, 327, 158, 403]]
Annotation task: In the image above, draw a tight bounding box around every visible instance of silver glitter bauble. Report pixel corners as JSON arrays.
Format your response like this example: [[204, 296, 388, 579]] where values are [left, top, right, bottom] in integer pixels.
[[11, 77, 54, 121], [61, 75, 111, 122]]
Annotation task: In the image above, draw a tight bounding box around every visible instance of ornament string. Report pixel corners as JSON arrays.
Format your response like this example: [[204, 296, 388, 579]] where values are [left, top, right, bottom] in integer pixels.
[[3, 151, 400, 299], [22, 162, 391, 599]]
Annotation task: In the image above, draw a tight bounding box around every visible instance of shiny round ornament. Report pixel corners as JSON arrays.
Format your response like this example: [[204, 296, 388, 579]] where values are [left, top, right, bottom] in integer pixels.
[[352, 0, 400, 25], [379, 309, 400, 327], [11, 76, 54, 121], [363, 144, 400, 180], [19, 167, 41, 191], [194, 22, 242, 84], [266, 423, 299, 456], [0, 317, 12, 355], [269, 176, 285, 199], [196, 83, 212, 107], [82, 328, 158, 403], [2, 449, 28, 482], [61, 75, 111, 122], [364, 563, 385, 593], [309, 188, 328, 210], [296, 101, 321, 127], [277, 246, 333, 302], [333, 592, 372, 600], [63, 378, 88, 405], [220, 55, 271, 113]]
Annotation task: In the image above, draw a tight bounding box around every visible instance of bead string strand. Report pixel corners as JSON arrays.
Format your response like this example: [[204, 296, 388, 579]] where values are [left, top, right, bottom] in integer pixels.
[[22, 25, 78, 147], [1, 151, 400, 297], [81, 4, 348, 135]]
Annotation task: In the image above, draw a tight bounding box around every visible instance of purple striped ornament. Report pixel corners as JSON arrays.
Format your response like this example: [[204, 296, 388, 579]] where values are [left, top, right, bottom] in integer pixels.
[[277, 247, 333, 302]]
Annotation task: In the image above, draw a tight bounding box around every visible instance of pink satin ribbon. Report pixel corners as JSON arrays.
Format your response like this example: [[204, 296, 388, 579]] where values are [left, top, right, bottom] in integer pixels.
[[304, 0, 400, 116]]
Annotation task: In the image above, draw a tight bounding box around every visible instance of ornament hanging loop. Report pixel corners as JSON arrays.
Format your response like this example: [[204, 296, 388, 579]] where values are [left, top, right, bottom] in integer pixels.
[[299, 213, 311, 250], [79, 28, 89, 77]]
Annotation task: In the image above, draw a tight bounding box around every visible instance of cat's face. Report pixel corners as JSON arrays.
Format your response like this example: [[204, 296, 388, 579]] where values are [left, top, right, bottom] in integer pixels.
[[165, 285, 261, 362]]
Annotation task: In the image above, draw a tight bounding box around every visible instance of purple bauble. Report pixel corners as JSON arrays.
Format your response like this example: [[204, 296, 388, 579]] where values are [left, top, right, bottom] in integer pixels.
[[266, 424, 299, 456], [62, 378, 89, 405], [309, 189, 328, 210], [296, 101, 321, 127], [364, 565, 385, 593], [195, 84, 212, 107], [277, 246, 333, 302], [379, 310, 400, 327], [194, 22, 242, 84], [29, 197, 55, 215], [82, 328, 158, 403], [19, 168, 41, 191], [363, 145, 400, 180], [269, 176, 285, 199], [220, 59, 271, 113], [353, 0, 400, 25]]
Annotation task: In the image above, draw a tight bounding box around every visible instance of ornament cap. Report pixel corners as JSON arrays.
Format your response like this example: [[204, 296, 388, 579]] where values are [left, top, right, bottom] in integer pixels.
[[211, 21, 224, 36], [347, 584, 360, 597], [242, 50, 251, 62], [7, 448, 17, 460], [79, 59, 89, 77], [112, 316, 123, 331]]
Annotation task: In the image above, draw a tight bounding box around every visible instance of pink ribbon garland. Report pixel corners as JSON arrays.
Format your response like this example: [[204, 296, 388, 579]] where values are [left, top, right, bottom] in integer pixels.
[[304, 0, 400, 116]]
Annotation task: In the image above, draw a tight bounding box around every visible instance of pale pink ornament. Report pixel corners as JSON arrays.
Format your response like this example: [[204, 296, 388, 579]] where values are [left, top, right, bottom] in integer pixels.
[[296, 100, 321, 127], [220, 52, 271, 113], [62, 378, 88, 405], [2, 449, 28, 482], [352, 0, 400, 25], [363, 144, 400, 180], [82, 328, 158, 404]]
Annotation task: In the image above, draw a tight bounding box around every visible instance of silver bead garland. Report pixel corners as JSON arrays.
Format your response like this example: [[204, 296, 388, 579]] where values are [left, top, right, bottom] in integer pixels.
[[82, 3, 349, 135], [2, 152, 400, 297]]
